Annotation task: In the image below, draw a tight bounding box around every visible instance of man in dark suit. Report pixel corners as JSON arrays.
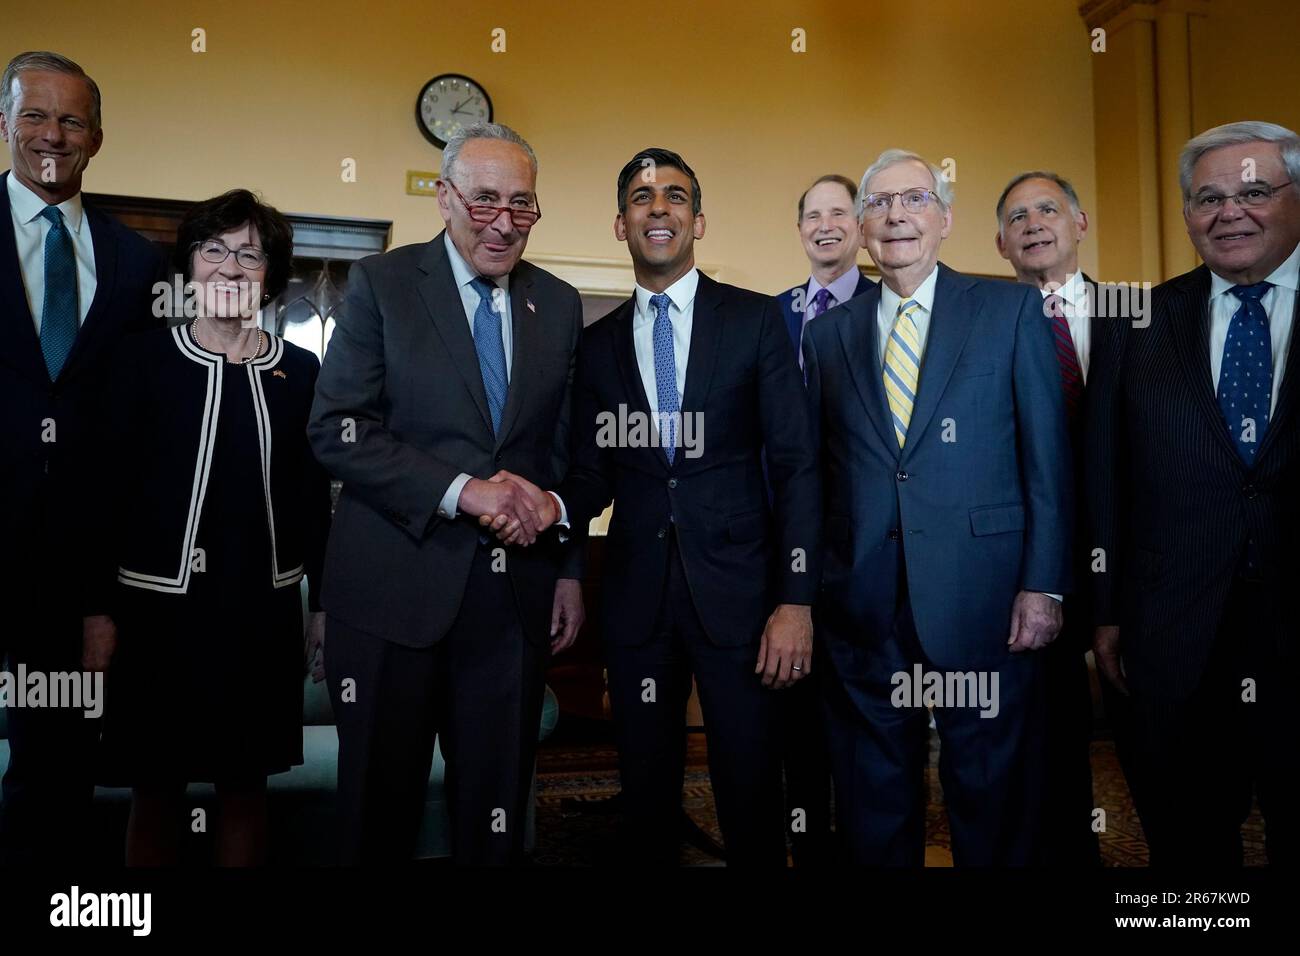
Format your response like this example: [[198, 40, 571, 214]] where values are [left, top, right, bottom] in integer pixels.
[[518, 148, 820, 865], [777, 174, 876, 368], [995, 170, 1102, 866], [803, 149, 1072, 866], [772, 173, 874, 866], [0, 51, 160, 864], [1088, 121, 1299, 866], [308, 122, 585, 865]]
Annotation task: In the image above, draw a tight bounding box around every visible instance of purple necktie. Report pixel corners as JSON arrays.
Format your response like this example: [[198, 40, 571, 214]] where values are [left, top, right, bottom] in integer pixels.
[[799, 288, 834, 369]]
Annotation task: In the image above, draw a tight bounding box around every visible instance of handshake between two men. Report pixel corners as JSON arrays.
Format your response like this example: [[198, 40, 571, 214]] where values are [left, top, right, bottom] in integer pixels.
[[457, 470, 562, 547]]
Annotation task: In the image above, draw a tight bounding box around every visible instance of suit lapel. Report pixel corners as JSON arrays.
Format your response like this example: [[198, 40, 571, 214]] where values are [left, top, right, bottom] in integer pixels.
[[0, 172, 52, 385], [901, 263, 977, 459], [836, 285, 897, 454], [1257, 284, 1300, 461], [493, 267, 536, 449], [416, 233, 494, 435], [679, 272, 723, 418], [612, 296, 669, 472], [1169, 266, 1242, 464]]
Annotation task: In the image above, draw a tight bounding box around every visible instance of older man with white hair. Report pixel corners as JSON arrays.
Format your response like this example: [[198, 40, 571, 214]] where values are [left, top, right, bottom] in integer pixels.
[[1088, 121, 1300, 866], [802, 149, 1073, 865]]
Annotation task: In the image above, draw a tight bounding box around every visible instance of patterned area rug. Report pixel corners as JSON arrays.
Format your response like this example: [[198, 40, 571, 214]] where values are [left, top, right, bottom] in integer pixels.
[[534, 738, 1266, 866]]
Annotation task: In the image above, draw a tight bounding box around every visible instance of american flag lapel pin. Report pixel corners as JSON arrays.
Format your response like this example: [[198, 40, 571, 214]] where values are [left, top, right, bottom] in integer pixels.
[[526, 298, 536, 313]]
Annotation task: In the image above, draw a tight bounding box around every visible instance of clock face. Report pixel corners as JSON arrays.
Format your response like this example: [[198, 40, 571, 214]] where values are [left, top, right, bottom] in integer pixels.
[[416, 74, 493, 148]]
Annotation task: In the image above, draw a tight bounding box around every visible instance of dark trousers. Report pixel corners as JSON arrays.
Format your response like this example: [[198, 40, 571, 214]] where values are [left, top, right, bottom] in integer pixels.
[[0, 556, 99, 866], [1126, 577, 1294, 866], [326, 547, 549, 865], [604, 533, 785, 866], [822, 562, 1047, 866], [1040, 623, 1101, 866], [777, 672, 836, 866]]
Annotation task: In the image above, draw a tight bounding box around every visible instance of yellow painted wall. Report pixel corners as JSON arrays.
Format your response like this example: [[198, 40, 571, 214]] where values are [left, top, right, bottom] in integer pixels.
[[4, 0, 1097, 291], [1191, 0, 1300, 136]]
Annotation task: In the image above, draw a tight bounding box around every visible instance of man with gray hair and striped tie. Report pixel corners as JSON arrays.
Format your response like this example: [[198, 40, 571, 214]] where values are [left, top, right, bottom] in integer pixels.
[[802, 148, 1073, 865]]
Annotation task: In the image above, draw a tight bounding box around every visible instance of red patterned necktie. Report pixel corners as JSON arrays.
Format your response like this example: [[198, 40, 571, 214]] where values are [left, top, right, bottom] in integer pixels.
[[1045, 293, 1082, 419]]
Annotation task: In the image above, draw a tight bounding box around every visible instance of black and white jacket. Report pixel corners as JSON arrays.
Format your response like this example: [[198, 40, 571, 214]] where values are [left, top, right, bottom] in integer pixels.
[[92, 324, 331, 612]]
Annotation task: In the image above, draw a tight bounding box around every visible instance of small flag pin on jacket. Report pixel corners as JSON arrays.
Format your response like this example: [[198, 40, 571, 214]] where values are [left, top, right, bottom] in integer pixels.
[[526, 299, 536, 313]]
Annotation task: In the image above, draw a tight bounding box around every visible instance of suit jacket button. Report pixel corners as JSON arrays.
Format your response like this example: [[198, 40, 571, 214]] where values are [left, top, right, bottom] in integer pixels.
[[896, 471, 909, 481], [656, 527, 667, 539], [495, 453, 503, 463], [667, 478, 678, 489], [1242, 484, 1257, 499]]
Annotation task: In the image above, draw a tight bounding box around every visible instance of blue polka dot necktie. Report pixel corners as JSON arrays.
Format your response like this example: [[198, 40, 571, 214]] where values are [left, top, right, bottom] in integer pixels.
[[650, 293, 680, 463], [39, 205, 79, 381], [470, 275, 508, 435], [1217, 281, 1273, 465]]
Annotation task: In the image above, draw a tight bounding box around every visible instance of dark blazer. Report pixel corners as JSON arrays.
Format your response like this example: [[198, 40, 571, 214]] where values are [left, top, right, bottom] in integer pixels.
[[99, 326, 330, 610], [0, 171, 161, 617], [558, 270, 821, 648], [308, 231, 583, 648], [777, 270, 876, 352], [803, 262, 1073, 669], [1086, 264, 1300, 699]]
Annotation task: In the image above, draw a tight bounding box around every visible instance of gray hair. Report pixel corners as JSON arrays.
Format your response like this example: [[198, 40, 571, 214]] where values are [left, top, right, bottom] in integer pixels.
[[441, 121, 538, 185], [998, 171, 1081, 231], [1179, 120, 1300, 200], [856, 148, 954, 219], [0, 51, 101, 131]]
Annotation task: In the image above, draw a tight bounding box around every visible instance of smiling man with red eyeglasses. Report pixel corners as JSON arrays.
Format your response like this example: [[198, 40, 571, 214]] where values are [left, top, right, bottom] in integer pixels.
[[309, 121, 584, 865]]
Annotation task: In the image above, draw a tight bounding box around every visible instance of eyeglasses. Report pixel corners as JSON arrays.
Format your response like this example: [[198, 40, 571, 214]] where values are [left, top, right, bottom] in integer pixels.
[[192, 239, 268, 270], [1189, 181, 1292, 215], [445, 180, 542, 228], [861, 188, 941, 219]]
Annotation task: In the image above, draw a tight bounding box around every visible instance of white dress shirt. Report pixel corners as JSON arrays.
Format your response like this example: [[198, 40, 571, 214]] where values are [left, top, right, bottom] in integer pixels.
[[1208, 239, 1298, 416], [435, 233, 566, 526], [633, 268, 698, 417], [876, 265, 939, 368], [1039, 269, 1091, 384], [7, 172, 97, 334]]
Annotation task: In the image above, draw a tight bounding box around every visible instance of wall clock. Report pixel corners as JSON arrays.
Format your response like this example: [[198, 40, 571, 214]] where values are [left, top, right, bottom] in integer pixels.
[[416, 73, 493, 149]]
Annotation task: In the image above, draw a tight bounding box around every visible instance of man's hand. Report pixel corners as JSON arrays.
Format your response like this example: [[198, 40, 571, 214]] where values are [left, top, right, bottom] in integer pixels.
[[1007, 590, 1062, 652], [550, 578, 585, 654], [82, 615, 117, 672], [755, 604, 813, 690], [460, 471, 556, 545], [1092, 625, 1128, 695], [305, 611, 326, 683], [473, 471, 558, 546]]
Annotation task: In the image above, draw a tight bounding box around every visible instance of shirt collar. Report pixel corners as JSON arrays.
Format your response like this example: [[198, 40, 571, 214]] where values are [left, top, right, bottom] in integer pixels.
[[1209, 239, 1300, 300], [443, 231, 507, 294], [634, 268, 700, 324], [879, 264, 939, 318], [1040, 269, 1087, 306], [6, 171, 85, 235], [807, 265, 863, 307]]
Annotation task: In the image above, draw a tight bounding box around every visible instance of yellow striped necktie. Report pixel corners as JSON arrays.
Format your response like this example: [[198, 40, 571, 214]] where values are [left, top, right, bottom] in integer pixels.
[[883, 298, 922, 449]]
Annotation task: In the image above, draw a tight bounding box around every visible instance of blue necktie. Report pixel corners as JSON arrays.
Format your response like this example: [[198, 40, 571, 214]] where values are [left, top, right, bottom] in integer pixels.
[[39, 206, 79, 381], [798, 287, 833, 370], [650, 293, 680, 463], [1217, 282, 1273, 465], [470, 275, 508, 435]]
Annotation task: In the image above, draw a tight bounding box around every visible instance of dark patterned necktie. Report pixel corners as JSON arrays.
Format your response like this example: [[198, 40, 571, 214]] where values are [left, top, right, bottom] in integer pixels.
[[1217, 282, 1273, 465], [39, 206, 79, 380], [1045, 293, 1082, 420]]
